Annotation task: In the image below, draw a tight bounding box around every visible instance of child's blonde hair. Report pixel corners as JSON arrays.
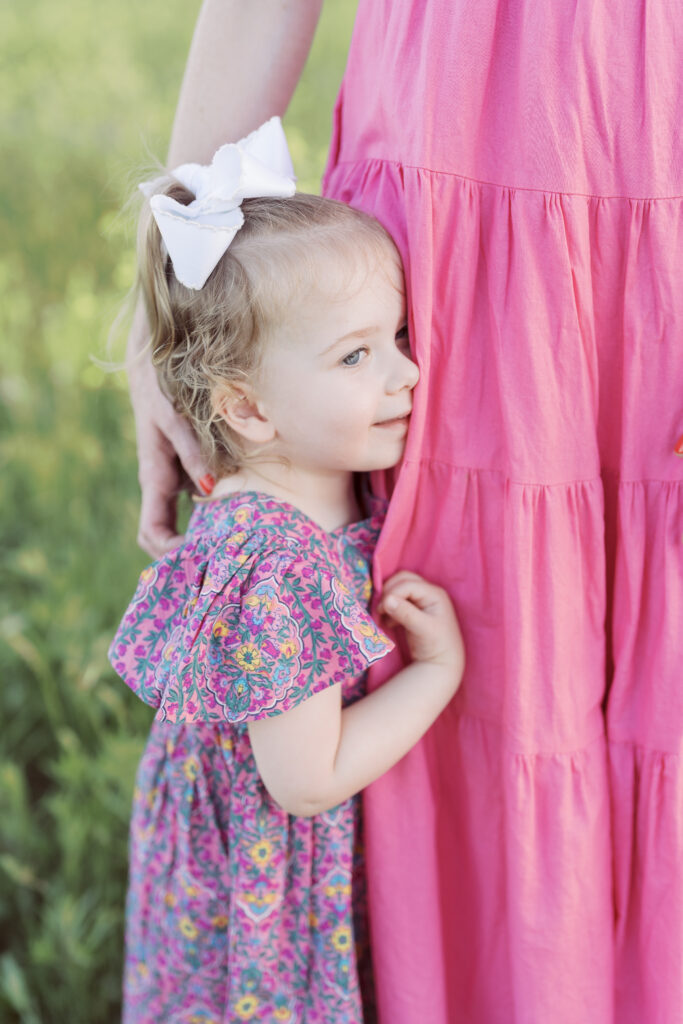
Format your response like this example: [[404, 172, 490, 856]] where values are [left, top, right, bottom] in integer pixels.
[[138, 186, 398, 477]]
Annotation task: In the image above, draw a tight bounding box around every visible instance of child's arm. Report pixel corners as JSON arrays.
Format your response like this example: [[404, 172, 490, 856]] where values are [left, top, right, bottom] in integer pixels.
[[248, 571, 464, 816]]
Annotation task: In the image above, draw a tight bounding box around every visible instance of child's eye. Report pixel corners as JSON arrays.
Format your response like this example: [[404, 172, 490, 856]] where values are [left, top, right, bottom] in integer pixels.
[[341, 347, 368, 367], [395, 324, 410, 348]]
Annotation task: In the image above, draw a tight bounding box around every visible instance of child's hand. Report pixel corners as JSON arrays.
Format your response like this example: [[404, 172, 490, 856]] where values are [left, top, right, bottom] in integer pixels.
[[378, 571, 464, 676]]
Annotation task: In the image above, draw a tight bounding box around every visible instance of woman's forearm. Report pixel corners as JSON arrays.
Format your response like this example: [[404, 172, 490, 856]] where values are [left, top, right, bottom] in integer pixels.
[[168, 0, 324, 165], [132, 1, 324, 352]]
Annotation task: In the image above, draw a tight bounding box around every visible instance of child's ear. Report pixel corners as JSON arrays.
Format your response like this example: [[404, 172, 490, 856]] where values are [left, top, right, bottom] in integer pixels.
[[212, 382, 276, 444]]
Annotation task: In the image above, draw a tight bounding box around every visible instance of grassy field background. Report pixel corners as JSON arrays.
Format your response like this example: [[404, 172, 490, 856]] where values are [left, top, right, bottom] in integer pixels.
[[0, 2, 357, 1019]]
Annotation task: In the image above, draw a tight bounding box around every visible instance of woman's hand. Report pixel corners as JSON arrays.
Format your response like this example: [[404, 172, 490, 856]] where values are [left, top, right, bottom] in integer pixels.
[[378, 570, 464, 677], [127, 307, 210, 558]]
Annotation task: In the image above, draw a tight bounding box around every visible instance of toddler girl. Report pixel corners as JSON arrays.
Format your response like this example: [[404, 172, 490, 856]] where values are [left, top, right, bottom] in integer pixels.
[[109, 118, 464, 1024]]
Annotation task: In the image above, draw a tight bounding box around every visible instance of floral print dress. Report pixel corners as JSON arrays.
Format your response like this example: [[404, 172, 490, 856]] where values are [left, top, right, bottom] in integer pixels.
[[108, 491, 393, 1024]]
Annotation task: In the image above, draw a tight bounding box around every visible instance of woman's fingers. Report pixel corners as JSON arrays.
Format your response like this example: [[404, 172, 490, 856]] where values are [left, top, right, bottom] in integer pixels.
[[138, 486, 183, 558], [163, 409, 209, 494], [130, 339, 210, 557], [136, 426, 184, 557], [136, 421, 209, 557], [136, 368, 209, 494]]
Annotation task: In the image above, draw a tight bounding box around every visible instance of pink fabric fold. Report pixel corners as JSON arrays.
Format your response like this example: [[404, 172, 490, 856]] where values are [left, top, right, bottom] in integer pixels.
[[323, 2, 683, 1020]]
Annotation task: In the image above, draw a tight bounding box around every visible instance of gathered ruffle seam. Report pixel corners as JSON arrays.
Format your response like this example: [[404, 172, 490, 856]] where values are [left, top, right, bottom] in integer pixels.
[[608, 736, 683, 761], [402, 457, 683, 490], [329, 155, 683, 203], [453, 707, 606, 759]]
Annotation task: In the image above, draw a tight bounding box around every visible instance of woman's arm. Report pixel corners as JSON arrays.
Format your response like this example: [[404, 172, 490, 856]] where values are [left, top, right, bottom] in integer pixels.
[[248, 572, 465, 816], [168, 0, 324, 165], [128, 0, 325, 557]]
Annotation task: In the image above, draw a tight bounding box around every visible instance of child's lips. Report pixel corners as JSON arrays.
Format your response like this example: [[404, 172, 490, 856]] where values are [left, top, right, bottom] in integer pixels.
[[374, 413, 411, 430]]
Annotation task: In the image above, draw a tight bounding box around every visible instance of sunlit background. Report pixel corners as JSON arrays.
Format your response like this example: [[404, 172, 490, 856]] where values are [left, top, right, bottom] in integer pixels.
[[0, 2, 357, 1018]]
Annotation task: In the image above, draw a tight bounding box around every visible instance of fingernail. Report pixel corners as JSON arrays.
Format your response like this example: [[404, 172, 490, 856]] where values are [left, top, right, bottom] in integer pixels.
[[675, 435, 683, 457], [199, 474, 215, 495], [384, 595, 397, 610]]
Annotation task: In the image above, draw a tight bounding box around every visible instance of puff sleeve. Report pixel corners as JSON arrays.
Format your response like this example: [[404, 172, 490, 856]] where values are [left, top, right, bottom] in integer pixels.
[[156, 551, 393, 724]]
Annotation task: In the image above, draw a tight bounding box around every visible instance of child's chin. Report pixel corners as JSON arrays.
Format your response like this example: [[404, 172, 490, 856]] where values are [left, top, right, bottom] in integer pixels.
[[366, 451, 407, 472]]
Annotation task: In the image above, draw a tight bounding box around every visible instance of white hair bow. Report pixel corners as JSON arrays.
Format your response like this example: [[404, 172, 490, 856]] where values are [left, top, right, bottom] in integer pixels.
[[140, 117, 296, 290]]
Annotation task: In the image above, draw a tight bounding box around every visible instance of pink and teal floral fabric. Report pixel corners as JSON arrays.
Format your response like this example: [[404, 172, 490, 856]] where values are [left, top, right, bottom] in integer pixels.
[[109, 491, 393, 1023]]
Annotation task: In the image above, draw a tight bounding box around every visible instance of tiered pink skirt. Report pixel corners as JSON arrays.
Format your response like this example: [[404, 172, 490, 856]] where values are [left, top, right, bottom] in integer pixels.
[[323, 2, 683, 1021]]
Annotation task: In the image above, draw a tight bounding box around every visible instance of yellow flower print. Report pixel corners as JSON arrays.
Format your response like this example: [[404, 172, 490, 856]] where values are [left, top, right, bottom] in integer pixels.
[[233, 680, 249, 703], [235, 643, 262, 671], [331, 925, 352, 953], [220, 735, 233, 752], [230, 530, 247, 545], [213, 619, 230, 638], [363, 578, 372, 602], [236, 552, 249, 565], [178, 916, 198, 940], [184, 884, 199, 898], [164, 891, 176, 908], [211, 914, 228, 928], [234, 507, 249, 524], [183, 756, 199, 782], [137, 962, 149, 978], [234, 994, 260, 1019], [245, 591, 276, 614], [249, 839, 273, 866], [279, 639, 298, 658], [273, 1008, 292, 1021], [325, 880, 351, 900], [243, 890, 278, 908], [356, 622, 384, 648]]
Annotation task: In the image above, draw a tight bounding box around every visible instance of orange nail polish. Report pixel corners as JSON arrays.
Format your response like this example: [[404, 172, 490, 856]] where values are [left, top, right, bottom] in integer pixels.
[[199, 474, 215, 495], [675, 435, 683, 457]]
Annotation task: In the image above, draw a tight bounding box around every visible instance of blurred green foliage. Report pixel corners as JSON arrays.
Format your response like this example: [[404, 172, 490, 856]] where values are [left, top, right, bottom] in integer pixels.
[[0, 1, 356, 1019]]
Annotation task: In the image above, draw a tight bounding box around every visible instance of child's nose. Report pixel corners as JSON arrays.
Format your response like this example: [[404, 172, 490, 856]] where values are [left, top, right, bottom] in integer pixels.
[[405, 353, 420, 389], [388, 350, 420, 392]]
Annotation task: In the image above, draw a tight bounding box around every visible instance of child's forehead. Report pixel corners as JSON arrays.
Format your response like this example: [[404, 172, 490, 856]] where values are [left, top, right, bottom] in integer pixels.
[[294, 241, 403, 303], [270, 254, 405, 356]]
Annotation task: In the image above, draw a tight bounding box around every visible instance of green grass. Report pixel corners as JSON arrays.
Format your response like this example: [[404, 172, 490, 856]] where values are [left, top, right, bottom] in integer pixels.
[[0, 2, 357, 1019]]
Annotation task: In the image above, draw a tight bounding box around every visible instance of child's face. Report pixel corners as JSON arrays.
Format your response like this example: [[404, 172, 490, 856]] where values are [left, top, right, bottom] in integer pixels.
[[256, 248, 419, 476]]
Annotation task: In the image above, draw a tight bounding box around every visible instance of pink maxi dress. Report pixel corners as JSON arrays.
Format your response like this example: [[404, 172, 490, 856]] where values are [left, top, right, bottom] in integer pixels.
[[322, 3, 683, 1023]]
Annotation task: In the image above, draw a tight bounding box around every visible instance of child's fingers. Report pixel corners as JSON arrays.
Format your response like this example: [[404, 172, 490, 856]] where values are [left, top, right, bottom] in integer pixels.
[[379, 592, 429, 633], [382, 570, 428, 589], [380, 577, 444, 613]]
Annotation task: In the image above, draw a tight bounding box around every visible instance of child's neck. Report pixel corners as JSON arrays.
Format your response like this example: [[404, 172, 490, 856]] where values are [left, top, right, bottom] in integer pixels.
[[212, 465, 361, 533]]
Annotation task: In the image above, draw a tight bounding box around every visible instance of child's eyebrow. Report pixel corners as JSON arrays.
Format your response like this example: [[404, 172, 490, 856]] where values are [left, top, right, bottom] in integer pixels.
[[320, 325, 380, 356]]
